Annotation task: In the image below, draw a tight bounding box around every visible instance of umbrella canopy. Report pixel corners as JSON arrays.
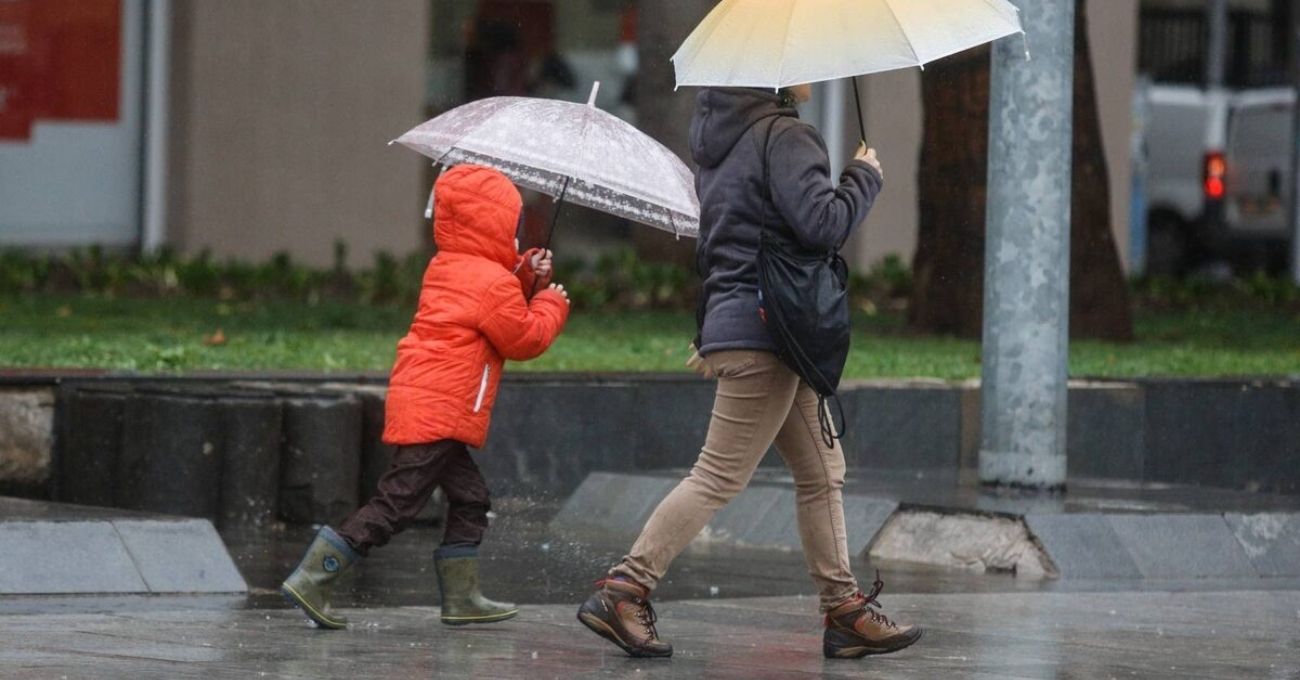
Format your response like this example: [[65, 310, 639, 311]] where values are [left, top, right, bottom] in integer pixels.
[[671, 0, 1023, 89], [393, 85, 700, 239]]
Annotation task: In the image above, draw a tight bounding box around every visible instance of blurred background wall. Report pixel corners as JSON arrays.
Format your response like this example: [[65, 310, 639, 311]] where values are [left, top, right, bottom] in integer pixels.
[[166, 0, 430, 266], [0, 0, 1292, 271]]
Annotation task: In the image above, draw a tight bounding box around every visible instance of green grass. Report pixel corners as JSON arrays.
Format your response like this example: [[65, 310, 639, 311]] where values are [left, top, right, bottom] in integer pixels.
[[1, 294, 1298, 378]]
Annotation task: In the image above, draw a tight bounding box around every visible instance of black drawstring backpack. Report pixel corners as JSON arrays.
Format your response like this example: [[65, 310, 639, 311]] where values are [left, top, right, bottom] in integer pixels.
[[753, 118, 852, 447]]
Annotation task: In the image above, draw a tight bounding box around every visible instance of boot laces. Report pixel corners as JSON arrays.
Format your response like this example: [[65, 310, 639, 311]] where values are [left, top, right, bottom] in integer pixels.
[[833, 570, 897, 630], [595, 578, 661, 640], [632, 598, 660, 638]]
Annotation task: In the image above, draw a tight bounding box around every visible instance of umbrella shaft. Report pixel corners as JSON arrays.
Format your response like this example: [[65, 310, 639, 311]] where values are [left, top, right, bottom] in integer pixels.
[[533, 177, 571, 296], [851, 77, 866, 144]]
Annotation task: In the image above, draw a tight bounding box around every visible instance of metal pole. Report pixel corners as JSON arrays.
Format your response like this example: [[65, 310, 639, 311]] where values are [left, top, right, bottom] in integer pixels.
[[141, 0, 171, 254], [1291, 28, 1300, 286], [979, 0, 1075, 490], [1206, 0, 1229, 88]]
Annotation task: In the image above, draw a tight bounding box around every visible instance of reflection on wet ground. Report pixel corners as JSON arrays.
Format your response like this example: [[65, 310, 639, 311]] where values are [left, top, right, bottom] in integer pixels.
[[3, 590, 1297, 679], [5, 494, 1300, 678], [227, 496, 1047, 612]]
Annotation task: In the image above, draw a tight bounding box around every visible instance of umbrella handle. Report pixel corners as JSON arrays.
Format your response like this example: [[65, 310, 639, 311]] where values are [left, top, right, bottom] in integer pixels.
[[850, 77, 867, 146], [532, 176, 571, 297]]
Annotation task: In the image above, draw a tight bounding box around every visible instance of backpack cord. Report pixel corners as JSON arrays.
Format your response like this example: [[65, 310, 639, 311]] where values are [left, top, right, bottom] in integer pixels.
[[817, 393, 847, 450], [755, 120, 848, 449]]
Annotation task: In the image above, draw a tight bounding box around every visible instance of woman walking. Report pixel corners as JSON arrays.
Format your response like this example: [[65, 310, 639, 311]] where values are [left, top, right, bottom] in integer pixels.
[[577, 85, 921, 659]]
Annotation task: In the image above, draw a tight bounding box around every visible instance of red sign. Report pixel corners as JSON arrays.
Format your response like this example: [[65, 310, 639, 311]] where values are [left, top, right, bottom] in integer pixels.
[[0, 0, 121, 142]]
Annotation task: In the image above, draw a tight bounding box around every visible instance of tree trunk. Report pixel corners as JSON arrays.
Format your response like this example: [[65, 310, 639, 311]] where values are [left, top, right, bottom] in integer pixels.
[[909, 0, 1133, 341], [909, 45, 991, 337], [631, 0, 712, 266], [1068, 0, 1135, 341]]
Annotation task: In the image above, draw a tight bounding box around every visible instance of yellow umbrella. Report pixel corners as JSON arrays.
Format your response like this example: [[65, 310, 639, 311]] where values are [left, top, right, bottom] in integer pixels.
[[671, 0, 1023, 139]]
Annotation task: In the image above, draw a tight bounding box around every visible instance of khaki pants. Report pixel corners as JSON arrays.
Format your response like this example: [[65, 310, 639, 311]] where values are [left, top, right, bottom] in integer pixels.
[[609, 350, 859, 611]]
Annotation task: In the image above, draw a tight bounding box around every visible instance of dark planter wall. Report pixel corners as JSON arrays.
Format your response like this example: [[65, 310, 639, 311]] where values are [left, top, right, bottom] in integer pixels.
[[43, 376, 1300, 524]]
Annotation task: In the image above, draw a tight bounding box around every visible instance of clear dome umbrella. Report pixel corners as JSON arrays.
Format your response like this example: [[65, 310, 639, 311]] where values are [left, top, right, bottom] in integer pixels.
[[392, 83, 700, 250]]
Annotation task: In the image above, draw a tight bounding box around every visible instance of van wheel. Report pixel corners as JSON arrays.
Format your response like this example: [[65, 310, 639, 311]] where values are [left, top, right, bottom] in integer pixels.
[[1146, 214, 1189, 277]]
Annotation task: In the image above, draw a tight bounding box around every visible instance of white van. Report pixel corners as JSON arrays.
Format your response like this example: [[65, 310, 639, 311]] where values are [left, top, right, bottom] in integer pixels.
[[1142, 85, 1295, 275]]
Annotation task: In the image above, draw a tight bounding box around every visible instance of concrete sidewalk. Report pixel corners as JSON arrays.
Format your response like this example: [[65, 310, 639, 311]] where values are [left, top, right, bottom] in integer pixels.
[[2, 589, 1297, 679]]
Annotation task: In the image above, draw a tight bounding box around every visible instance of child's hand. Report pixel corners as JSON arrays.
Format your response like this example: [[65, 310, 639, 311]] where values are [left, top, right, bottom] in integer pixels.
[[530, 249, 554, 278], [547, 283, 570, 305]]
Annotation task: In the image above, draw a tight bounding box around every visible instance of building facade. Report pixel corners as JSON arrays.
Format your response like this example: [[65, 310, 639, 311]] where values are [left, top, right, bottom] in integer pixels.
[[0, 0, 1288, 269]]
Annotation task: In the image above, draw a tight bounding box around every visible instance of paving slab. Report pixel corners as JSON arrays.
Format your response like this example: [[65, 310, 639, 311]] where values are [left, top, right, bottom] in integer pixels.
[[0, 499, 247, 595], [114, 519, 248, 593], [550, 472, 677, 537], [1108, 514, 1258, 579], [0, 521, 147, 594], [842, 495, 900, 553], [707, 484, 787, 547], [1023, 514, 1142, 580], [557, 473, 899, 555], [559, 471, 1300, 580], [1224, 512, 1300, 577]]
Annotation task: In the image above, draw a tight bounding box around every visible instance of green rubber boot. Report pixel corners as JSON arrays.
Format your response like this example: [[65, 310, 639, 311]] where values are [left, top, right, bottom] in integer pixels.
[[280, 526, 360, 629], [434, 545, 518, 626]]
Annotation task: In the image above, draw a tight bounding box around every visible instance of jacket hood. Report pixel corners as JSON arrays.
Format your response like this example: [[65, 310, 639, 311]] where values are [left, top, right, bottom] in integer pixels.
[[689, 88, 797, 169], [432, 164, 521, 270]]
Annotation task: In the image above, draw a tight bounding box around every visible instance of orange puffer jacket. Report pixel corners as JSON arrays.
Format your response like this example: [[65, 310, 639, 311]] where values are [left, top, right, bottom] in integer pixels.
[[383, 165, 569, 447]]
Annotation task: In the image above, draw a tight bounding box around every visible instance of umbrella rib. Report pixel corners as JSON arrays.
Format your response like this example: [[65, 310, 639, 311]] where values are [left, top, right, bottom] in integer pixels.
[[880, 0, 922, 67], [979, 0, 1022, 25], [672, 0, 734, 82], [775, 0, 800, 88], [764, 0, 795, 87], [564, 103, 600, 194]]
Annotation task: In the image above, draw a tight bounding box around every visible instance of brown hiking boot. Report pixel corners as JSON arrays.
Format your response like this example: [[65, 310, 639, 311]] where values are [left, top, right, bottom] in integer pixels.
[[577, 578, 673, 658], [823, 572, 922, 658]]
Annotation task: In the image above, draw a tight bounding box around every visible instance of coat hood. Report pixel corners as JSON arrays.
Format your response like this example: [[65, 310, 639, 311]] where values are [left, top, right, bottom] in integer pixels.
[[689, 88, 797, 169], [432, 164, 521, 270]]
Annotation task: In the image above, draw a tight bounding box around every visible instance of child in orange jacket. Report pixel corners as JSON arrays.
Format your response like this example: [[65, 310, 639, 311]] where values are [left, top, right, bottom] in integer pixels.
[[281, 165, 570, 629]]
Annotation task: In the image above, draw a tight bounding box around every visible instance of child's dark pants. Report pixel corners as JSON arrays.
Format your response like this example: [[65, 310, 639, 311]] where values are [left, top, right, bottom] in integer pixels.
[[336, 440, 490, 556]]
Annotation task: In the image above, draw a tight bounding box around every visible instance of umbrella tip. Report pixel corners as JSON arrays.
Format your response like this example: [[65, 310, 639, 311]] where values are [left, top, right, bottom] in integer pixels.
[[587, 81, 601, 107]]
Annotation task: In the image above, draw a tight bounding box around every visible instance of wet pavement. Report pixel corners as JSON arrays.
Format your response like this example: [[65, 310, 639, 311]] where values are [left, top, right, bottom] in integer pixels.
[[3, 589, 1298, 678], [227, 495, 1030, 610], [222, 495, 1300, 610], [5, 494, 1300, 677]]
